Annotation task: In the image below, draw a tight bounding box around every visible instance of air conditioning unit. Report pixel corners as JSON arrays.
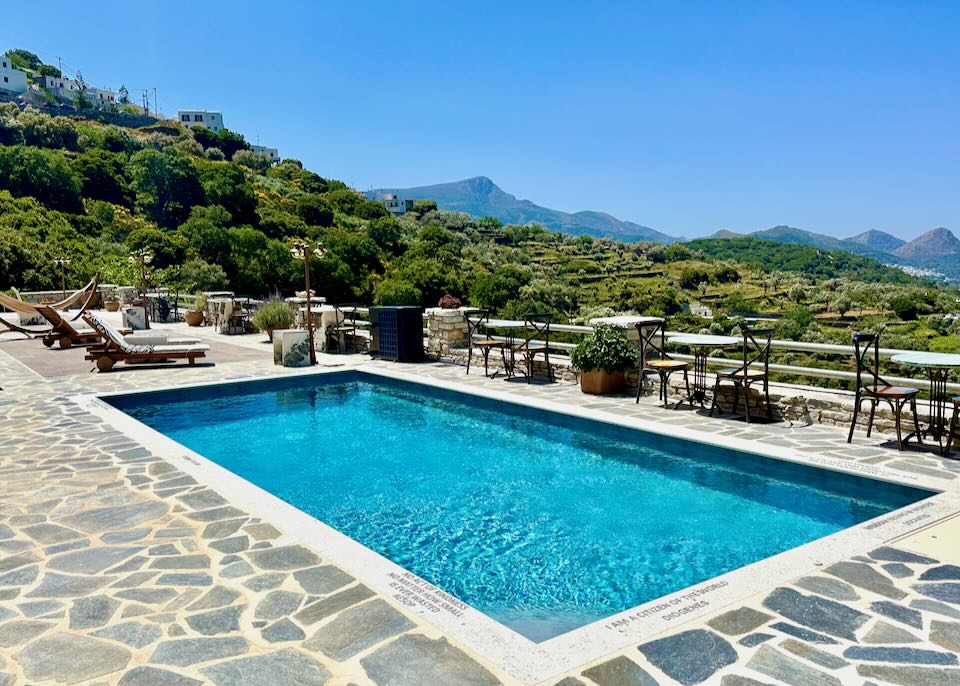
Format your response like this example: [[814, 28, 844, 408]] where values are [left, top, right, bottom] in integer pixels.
[[369, 306, 424, 362]]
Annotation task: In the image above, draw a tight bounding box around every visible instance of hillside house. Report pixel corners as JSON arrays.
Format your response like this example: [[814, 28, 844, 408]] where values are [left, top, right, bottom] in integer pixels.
[[382, 194, 414, 215], [178, 109, 224, 132], [250, 144, 280, 162], [0, 54, 28, 94], [688, 303, 713, 318], [38, 75, 116, 107]]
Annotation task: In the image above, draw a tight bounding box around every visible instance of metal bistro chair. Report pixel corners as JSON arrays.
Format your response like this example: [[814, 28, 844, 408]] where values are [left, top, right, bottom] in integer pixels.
[[327, 304, 361, 354], [511, 313, 553, 383], [465, 309, 506, 377], [710, 326, 773, 423], [847, 333, 922, 451], [636, 320, 689, 408], [947, 397, 959, 459]]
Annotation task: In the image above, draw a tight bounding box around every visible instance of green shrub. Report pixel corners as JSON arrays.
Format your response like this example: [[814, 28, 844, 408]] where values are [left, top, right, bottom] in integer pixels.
[[251, 299, 295, 332], [570, 324, 636, 373], [375, 278, 421, 305]]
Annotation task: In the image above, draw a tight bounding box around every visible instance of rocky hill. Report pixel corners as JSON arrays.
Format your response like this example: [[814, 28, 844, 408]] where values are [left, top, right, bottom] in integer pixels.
[[846, 229, 906, 253], [368, 176, 678, 243], [710, 224, 959, 281]]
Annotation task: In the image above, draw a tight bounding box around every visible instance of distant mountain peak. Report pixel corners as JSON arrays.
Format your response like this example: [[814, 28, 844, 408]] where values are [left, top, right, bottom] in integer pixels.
[[709, 229, 743, 239], [893, 226, 960, 259], [845, 229, 906, 253], [460, 176, 498, 194], [368, 177, 678, 243]]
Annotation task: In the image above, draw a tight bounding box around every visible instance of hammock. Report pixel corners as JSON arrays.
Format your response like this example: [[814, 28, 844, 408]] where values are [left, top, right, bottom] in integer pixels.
[[0, 316, 52, 337], [0, 276, 100, 316]]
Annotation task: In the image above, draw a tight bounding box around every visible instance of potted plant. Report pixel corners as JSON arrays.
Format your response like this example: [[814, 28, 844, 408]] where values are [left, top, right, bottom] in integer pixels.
[[251, 299, 296, 342], [184, 292, 206, 327], [570, 323, 637, 395], [104, 291, 121, 312]]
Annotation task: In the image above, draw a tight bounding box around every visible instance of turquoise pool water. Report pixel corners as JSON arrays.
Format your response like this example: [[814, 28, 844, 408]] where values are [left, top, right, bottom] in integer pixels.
[[109, 373, 929, 642]]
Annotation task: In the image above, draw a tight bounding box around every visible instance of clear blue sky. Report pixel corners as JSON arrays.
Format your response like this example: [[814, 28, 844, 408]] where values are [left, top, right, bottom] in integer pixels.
[[4, 1, 958, 239]]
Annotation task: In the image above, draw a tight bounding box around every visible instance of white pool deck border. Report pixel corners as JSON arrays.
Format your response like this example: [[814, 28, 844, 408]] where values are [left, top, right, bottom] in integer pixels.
[[73, 361, 960, 685]]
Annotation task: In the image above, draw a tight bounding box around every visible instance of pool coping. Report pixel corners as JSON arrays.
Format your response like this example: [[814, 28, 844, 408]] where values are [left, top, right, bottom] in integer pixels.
[[72, 362, 960, 685]]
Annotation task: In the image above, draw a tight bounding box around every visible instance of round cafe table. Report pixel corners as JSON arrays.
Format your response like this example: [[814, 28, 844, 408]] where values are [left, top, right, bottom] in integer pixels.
[[668, 334, 740, 406], [889, 351, 960, 455], [480, 319, 530, 378]]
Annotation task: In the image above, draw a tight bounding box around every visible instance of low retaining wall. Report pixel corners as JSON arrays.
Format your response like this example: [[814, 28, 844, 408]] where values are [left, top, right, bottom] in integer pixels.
[[424, 308, 945, 438]]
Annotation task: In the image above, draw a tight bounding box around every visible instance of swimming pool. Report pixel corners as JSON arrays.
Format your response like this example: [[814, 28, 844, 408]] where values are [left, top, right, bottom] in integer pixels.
[[108, 372, 932, 642]]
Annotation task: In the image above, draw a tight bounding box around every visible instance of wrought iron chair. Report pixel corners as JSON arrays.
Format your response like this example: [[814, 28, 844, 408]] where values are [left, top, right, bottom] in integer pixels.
[[847, 333, 922, 451], [511, 313, 553, 383], [636, 320, 688, 407], [710, 326, 773, 423], [464, 309, 506, 376], [326, 304, 362, 354], [947, 397, 959, 459]]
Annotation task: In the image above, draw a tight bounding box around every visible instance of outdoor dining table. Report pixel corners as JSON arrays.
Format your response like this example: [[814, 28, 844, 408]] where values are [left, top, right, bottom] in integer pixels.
[[589, 315, 664, 330], [667, 333, 740, 406], [889, 351, 960, 455], [479, 318, 529, 378]]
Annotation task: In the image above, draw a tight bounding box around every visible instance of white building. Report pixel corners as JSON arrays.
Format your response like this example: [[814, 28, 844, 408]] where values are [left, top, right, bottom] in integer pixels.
[[382, 194, 414, 215], [688, 303, 713, 318], [177, 109, 225, 132], [38, 75, 116, 107], [250, 144, 279, 162], [0, 54, 28, 94]]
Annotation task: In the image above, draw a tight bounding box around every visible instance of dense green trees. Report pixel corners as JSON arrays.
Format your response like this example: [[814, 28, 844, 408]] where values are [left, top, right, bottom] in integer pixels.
[[0, 104, 953, 355], [295, 194, 334, 227], [73, 149, 131, 206], [0, 146, 83, 213], [191, 126, 248, 159], [129, 148, 204, 228], [198, 162, 257, 226]]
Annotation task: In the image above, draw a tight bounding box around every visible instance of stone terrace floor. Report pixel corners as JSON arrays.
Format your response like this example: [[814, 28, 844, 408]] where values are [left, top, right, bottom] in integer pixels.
[[0, 320, 959, 685]]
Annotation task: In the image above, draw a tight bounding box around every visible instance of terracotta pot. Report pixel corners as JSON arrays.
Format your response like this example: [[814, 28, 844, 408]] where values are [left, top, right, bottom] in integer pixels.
[[105, 301, 120, 312], [184, 310, 204, 327], [579, 368, 625, 395]]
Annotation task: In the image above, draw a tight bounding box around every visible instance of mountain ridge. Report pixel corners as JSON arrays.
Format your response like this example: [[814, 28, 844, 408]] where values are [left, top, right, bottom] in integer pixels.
[[368, 176, 679, 243], [369, 176, 957, 280], [716, 225, 960, 280], [846, 229, 906, 253]]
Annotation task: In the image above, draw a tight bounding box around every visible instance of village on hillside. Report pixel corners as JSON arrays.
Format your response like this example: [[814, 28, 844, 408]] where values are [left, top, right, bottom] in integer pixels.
[[0, 48, 279, 162]]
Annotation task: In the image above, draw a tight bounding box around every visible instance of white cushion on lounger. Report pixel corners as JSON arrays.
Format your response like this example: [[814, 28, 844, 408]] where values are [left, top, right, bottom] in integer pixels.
[[124, 334, 202, 347], [150, 344, 210, 353]]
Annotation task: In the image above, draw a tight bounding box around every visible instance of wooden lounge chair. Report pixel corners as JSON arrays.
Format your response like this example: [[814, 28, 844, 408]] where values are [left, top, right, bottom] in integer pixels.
[[82, 313, 210, 372], [37, 305, 130, 349], [847, 333, 921, 451]]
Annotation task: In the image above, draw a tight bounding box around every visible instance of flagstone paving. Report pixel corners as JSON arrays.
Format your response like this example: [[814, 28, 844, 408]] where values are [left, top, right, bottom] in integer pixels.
[[0, 331, 958, 685]]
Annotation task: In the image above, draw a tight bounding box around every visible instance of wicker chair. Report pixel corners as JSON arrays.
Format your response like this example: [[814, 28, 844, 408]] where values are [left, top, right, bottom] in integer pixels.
[[464, 309, 506, 377], [847, 333, 922, 451], [511, 313, 553, 383], [636, 320, 689, 408]]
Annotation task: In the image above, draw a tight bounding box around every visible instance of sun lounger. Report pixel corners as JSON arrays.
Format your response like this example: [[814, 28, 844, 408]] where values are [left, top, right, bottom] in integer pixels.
[[82, 313, 210, 372], [37, 305, 131, 349]]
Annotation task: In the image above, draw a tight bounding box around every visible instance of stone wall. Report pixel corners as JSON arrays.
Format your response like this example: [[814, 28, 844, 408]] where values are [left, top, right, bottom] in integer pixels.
[[423, 309, 939, 437]]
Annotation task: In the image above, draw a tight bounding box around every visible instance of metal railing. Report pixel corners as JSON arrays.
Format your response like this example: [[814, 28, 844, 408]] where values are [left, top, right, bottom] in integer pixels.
[[458, 319, 960, 394]]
